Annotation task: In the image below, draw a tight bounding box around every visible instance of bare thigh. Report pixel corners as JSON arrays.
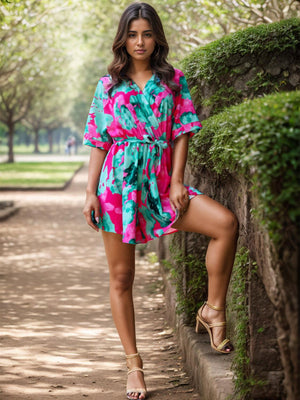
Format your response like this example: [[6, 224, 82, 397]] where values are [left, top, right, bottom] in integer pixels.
[[101, 231, 136, 273], [171, 195, 237, 239]]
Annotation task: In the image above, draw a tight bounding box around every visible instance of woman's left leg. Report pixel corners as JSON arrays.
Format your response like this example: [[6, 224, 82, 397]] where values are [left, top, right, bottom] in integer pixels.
[[171, 194, 239, 349]]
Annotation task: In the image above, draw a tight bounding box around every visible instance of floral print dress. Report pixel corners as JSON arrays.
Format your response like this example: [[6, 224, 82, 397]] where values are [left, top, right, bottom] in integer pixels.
[[83, 68, 203, 244]]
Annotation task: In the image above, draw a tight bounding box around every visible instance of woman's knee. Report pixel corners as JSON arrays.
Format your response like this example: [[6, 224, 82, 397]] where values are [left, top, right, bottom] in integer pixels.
[[222, 210, 239, 237], [110, 266, 134, 294]]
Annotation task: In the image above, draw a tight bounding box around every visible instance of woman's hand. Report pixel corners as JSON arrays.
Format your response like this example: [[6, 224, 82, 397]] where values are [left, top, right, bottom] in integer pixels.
[[169, 181, 190, 217], [83, 192, 100, 232]]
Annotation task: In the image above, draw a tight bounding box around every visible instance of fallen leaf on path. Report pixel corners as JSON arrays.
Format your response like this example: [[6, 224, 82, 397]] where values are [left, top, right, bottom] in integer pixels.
[[50, 385, 65, 389]]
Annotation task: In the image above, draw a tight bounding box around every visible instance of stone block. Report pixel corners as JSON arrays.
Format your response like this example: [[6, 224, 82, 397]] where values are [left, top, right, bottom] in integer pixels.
[[289, 72, 300, 86]]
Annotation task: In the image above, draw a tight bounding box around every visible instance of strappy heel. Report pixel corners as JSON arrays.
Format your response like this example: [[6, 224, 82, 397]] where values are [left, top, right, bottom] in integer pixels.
[[195, 301, 234, 354], [126, 353, 147, 400]]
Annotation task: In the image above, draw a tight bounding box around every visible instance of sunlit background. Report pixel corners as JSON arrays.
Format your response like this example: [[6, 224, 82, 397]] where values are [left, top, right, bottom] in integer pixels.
[[0, 0, 299, 162]]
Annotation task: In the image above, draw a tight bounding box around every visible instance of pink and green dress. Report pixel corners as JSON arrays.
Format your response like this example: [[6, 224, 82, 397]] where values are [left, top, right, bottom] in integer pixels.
[[83, 68, 203, 244]]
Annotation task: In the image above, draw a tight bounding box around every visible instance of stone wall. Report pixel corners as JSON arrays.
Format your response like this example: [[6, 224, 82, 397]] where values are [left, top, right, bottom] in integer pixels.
[[195, 46, 300, 122], [188, 165, 286, 399], [158, 163, 298, 399], [157, 19, 299, 400], [183, 18, 300, 120]]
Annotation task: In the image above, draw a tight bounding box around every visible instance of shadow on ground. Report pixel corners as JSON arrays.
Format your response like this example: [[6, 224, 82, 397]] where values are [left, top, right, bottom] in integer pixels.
[[0, 165, 201, 399]]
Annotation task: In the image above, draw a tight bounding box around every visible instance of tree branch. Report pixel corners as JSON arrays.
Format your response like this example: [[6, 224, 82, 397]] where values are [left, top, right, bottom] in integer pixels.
[[230, 15, 256, 25]]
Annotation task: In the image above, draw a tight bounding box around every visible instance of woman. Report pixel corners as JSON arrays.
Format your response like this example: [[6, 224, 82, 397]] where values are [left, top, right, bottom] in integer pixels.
[[83, 3, 238, 399]]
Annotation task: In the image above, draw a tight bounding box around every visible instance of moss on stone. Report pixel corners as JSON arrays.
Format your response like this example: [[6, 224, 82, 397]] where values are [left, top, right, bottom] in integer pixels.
[[162, 236, 208, 325], [189, 90, 300, 243], [228, 247, 266, 399], [181, 18, 300, 116]]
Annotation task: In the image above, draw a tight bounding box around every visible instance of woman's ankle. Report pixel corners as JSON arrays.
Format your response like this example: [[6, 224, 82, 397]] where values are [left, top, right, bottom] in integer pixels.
[[126, 353, 143, 369]]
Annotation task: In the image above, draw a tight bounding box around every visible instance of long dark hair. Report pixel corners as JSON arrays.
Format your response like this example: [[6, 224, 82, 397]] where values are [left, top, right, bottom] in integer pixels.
[[107, 2, 178, 95]]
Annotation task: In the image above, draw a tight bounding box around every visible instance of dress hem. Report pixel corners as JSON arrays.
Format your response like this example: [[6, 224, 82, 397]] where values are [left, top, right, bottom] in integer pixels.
[[97, 193, 204, 245]]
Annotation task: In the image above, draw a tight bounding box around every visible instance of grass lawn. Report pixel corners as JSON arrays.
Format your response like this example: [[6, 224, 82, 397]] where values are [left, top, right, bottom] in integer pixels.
[[0, 162, 83, 188], [0, 144, 89, 155]]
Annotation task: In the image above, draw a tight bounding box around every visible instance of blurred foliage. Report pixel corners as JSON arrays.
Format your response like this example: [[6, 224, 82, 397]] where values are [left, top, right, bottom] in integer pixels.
[[0, 0, 77, 160], [189, 90, 300, 242], [0, 1, 299, 160]]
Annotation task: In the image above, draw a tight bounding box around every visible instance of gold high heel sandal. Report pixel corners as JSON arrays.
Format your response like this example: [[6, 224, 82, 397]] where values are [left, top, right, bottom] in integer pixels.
[[195, 301, 234, 354], [126, 353, 147, 400]]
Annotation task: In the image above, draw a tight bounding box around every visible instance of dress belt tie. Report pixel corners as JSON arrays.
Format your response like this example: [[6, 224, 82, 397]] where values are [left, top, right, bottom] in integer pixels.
[[113, 137, 169, 150], [113, 137, 169, 175]]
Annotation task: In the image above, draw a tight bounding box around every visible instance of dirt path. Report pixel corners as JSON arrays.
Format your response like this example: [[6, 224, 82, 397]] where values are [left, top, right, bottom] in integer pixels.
[[0, 165, 201, 399]]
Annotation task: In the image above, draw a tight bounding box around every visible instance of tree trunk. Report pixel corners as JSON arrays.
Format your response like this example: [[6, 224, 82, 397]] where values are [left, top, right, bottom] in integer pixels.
[[34, 130, 39, 153], [57, 132, 61, 153], [48, 130, 53, 154], [8, 121, 14, 163]]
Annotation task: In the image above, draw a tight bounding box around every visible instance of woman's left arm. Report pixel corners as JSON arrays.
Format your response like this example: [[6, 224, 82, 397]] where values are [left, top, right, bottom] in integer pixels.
[[169, 134, 190, 213]]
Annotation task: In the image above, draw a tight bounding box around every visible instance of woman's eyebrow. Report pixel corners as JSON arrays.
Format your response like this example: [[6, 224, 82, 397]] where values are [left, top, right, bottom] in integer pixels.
[[128, 29, 153, 33]]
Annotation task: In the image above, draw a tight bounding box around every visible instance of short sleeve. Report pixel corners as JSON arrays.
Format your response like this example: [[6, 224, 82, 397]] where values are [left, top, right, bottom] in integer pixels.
[[83, 78, 113, 151], [171, 70, 202, 141]]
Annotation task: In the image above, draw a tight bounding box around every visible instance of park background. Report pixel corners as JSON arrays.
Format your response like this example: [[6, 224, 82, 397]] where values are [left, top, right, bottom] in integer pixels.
[[1, 0, 299, 162], [0, 1, 299, 400]]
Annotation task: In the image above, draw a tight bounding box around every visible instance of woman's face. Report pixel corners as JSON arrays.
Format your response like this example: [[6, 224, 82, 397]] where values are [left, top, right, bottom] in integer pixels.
[[125, 18, 156, 63]]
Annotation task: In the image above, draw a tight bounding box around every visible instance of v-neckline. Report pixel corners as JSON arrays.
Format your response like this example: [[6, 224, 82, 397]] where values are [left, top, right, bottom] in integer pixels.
[[131, 73, 155, 93]]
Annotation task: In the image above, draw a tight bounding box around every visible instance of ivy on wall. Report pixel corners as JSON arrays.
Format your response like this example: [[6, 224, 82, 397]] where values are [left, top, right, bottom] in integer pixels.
[[162, 236, 208, 325], [166, 17, 300, 399], [189, 90, 300, 243], [181, 18, 300, 116], [227, 247, 266, 399]]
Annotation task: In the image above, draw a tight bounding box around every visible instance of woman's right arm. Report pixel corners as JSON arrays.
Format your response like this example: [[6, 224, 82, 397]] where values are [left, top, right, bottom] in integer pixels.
[[83, 147, 108, 231]]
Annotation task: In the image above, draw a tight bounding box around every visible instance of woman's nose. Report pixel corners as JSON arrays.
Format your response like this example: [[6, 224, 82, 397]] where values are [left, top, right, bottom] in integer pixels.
[[137, 35, 144, 46]]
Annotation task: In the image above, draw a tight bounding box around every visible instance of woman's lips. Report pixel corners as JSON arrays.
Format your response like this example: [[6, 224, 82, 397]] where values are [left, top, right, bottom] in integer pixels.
[[135, 49, 146, 53]]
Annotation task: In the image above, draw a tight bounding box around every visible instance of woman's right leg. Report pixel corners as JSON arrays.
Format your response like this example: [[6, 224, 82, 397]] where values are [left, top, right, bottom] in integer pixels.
[[101, 231, 145, 400], [101, 231, 137, 354]]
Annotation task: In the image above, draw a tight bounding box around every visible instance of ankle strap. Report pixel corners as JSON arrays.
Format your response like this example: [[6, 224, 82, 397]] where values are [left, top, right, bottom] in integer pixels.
[[125, 352, 140, 359], [205, 301, 225, 311], [127, 367, 144, 376]]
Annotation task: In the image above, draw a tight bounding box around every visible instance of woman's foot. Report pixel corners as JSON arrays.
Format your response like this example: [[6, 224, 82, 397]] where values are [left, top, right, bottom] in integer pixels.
[[126, 353, 147, 400], [199, 302, 234, 353]]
